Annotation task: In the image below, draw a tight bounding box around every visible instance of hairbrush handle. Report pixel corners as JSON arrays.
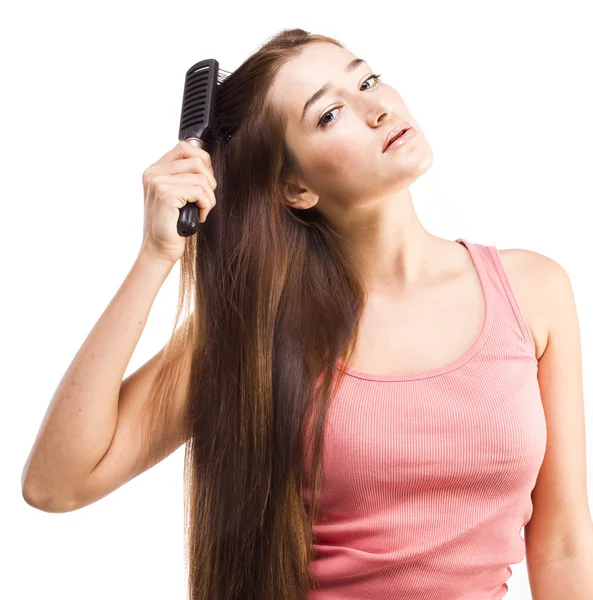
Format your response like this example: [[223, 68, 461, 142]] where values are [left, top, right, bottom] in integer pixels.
[[176, 137, 204, 237]]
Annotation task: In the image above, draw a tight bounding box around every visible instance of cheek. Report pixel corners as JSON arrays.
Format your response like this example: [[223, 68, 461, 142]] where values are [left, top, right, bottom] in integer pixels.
[[310, 139, 360, 176]]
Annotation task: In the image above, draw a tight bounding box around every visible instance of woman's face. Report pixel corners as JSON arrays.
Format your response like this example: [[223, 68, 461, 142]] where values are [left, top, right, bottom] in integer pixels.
[[269, 42, 434, 213]]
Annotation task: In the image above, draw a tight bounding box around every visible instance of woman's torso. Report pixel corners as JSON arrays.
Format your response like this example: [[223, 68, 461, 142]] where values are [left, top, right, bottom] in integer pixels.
[[306, 237, 547, 598]]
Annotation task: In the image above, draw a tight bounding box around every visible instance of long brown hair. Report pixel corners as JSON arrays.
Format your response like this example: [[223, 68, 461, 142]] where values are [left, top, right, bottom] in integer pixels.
[[139, 28, 368, 599]]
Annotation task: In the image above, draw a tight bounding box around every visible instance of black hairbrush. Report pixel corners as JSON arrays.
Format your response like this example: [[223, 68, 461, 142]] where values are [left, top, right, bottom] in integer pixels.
[[177, 58, 231, 236]]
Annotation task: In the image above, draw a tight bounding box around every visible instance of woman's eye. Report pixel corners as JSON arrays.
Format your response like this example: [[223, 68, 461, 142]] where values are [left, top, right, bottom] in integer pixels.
[[317, 73, 382, 128]]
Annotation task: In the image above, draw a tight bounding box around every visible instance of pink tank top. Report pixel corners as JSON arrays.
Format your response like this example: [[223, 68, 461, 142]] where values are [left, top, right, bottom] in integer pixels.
[[302, 238, 547, 600]]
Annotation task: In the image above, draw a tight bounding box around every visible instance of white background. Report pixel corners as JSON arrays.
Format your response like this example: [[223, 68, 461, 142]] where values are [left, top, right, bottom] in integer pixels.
[[2, 1, 592, 599]]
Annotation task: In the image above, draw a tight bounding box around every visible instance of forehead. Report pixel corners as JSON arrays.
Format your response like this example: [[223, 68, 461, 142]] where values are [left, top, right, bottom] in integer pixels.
[[268, 43, 359, 122]]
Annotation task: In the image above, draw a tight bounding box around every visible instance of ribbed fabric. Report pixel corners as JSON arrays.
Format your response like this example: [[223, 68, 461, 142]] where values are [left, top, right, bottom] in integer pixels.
[[302, 238, 547, 600]]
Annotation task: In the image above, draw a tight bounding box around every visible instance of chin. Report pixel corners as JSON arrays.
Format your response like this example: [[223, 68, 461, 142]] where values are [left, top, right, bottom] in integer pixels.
[[406, 142, 434, 179], [418, 148, 435, 174]]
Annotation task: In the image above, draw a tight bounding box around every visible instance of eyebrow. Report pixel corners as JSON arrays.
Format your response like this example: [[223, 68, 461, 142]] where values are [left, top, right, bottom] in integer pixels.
[[300, 58, 367, 124]]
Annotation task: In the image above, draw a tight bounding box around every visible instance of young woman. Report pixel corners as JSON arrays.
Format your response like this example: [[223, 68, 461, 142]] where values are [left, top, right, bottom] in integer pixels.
[[22, 28, 592, 600]]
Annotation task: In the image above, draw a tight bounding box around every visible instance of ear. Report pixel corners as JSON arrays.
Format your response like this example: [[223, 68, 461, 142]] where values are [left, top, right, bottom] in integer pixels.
[[281, 179, 319, 209]]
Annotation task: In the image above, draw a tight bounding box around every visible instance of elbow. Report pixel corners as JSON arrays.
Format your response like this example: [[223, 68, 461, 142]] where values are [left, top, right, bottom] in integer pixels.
[[21, 482, 80, 513], [21, 482, 50, 511]]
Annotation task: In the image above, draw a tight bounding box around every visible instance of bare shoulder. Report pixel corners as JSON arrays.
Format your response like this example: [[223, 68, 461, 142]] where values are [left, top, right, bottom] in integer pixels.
[[497, 247, 570, 360]]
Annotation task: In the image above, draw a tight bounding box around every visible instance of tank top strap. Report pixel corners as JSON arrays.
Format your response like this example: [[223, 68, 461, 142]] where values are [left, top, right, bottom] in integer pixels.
[[455, 237, 537, 363]]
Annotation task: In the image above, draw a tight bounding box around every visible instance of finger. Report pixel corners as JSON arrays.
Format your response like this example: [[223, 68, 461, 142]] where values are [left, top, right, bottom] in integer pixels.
[[172, 178, 216, 216], [191, 178, 216, 207], [151, 140, 212, 168], [173, 140, 213, 168], [191, 187, 213, 223], [166, 157, 217, 188], [160, 172, 216, 202]]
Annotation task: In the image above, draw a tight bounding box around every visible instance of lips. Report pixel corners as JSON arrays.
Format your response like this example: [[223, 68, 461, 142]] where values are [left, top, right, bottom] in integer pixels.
[[383, 122, 413, 152]]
